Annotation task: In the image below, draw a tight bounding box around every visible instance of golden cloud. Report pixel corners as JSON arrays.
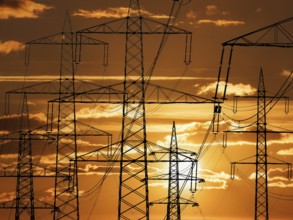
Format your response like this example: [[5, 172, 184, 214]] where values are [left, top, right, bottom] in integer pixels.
[[73, 7, 169, 19], [197, 81, 256, 96], [0, 112, 46, 122], [0, 191, 15, 202], [206, 5, 230, 17], [186, 9, 197, 19], [206, 5, 218, 16], [277, 148, 293, 155], [76, 105, 121, 119], [0, 40, 25, 54], [197, 19, 245, 27], [155, 121, 212, 149], [199, 169, 235, 190], [0, 0, 52, 19], [247, 168, 292, 188], [280, 69, 292, 77]]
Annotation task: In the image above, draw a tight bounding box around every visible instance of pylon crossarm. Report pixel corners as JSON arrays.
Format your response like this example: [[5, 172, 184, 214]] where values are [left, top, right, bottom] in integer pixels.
[[232, 95, 290, 115], [74, 138, 197, 163], [0, 164, 68, 178], [6, 79, 111, 95], [0, 133, 54, 142], [223, 16, 293, 47], [47, 81, 215, 104], [149, 149, 197, 158], [26, 31, 108, 66], [0, 198, 54, 209], [47, 82, 125, 104], [75, 141, 121, 161], [230, 160, 257, 180], [150, 197, 198, 206], [77, 17, 191, 35], [146, 82, 216, 104], [7, 80, 59, 94], [149, 174, 203, 181]]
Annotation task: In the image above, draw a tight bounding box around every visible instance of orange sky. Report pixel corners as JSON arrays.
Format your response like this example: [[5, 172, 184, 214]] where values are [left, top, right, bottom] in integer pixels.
[[0, 0, 293, 219]]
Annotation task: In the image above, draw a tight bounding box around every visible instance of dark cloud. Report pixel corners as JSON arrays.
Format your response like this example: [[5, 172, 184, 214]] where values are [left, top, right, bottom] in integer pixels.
[[0, 0, 24, 8]]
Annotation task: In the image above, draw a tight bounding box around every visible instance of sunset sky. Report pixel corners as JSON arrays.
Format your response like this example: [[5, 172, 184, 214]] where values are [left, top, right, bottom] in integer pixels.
[[0, 0, 293, 219]]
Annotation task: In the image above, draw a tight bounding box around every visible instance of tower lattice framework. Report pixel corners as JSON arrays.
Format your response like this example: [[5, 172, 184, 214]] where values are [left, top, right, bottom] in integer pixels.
[[225, 69, 292, 220], [15, 94, 35, 220], [76, 0, 193, 219], [167, 121, 181, 220], [118, 1, 149, 219], [52, 12, 80, 219], [255, 70, 268, 219]]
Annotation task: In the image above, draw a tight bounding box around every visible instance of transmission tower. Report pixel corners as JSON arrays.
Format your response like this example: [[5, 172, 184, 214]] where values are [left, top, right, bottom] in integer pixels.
[[75, 0, 196, 219], [224, 69, 292, 220], [25, 12, 110, 219], [212, 16, 293, 133], [0, 93, 58, 218], [148, 122, 202, 220], [16, 93, 35, 220], [0, 11, 113, 220], [51, 11, 81, 219], [119, 2, 150, 218], [168, 121, 182, 219]]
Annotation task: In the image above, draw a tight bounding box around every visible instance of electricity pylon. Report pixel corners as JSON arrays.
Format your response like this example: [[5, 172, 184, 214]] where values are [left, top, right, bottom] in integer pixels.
[[24, 12, 110, 220], [4, 1, 214, 219], [167, 121, 184, 220], [148, 122, 202, 220], [16, 93, 35, 220], [1, 11, 112, 220], [0, 94, 56, 218], [212, 16, 293, 133], [75, 1, 195, 219], [224, 69, 292, 220]]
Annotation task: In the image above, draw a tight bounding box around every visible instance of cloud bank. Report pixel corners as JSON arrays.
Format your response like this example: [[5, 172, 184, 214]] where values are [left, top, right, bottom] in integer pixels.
[[197, 81, 256, 96], [197, 19, 245, 27], [0, 40, 25, 54], [186, 4, 245, 27], [0, 0, 51, 19], [74, 7, 169, 19]]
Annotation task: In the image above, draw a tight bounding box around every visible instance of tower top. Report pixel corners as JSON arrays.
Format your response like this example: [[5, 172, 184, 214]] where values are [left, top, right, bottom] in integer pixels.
[[258, 68, 265, 92], [128, 0, 141, 17], [62, 10, 73, 34]]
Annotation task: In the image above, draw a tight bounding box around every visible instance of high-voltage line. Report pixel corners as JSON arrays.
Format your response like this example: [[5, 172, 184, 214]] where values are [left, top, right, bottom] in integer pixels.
[[224, 69, 292, 220]]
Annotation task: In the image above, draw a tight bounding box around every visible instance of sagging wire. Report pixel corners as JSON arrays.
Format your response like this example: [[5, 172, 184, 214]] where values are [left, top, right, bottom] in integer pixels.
[[79, 144, 121, 198], [222, 110, 256, 123], [219, 113, 257, 130], [145, 0, 190, 89]]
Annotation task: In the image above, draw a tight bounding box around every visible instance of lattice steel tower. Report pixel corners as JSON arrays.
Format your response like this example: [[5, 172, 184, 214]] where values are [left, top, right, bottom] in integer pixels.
[[16, 93, 35, 220], [52, 12, 80, 219], [119, 1, 149, 219], [254, 70, 268, 219], [226, 69, 292, 220], [76, 0, 193, 219], [167, 121, 181, 220]]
